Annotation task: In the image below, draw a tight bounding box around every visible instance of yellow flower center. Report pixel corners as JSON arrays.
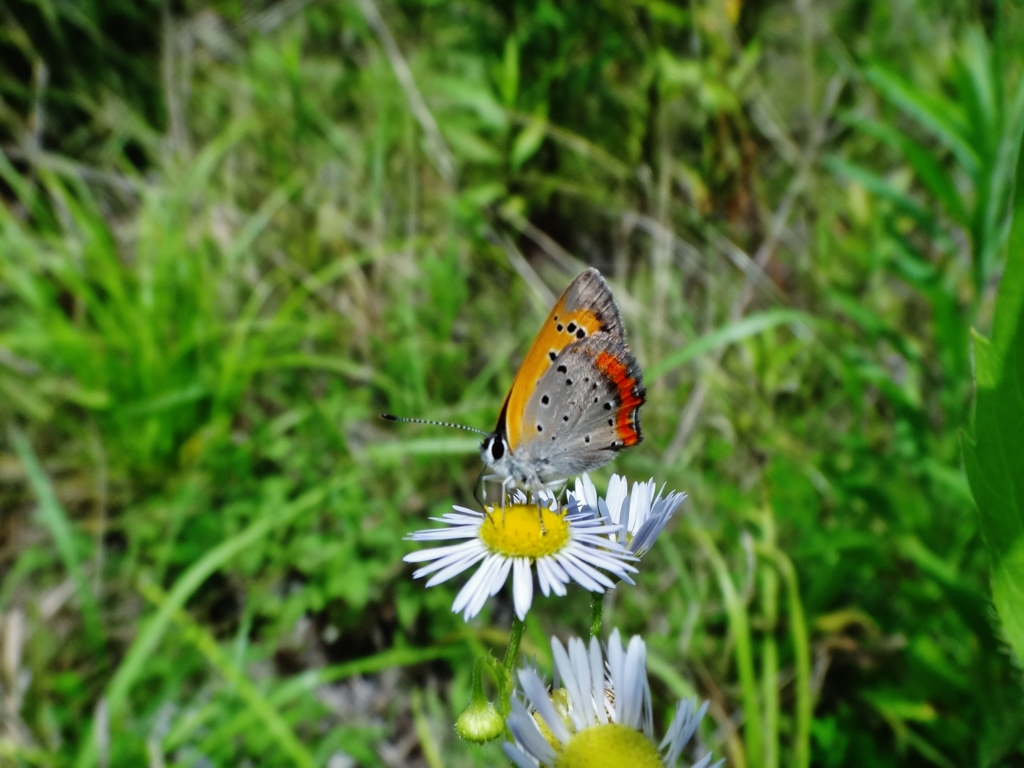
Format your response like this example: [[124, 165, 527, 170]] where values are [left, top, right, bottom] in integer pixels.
[[554, 723, 664, 768], [479, 504, 571, 558]]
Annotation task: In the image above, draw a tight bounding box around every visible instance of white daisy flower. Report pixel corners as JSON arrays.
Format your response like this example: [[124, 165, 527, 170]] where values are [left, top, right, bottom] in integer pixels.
[[572, 474, 686, 556], [404, 496, 637, 620], [504, 629, 721, 768]]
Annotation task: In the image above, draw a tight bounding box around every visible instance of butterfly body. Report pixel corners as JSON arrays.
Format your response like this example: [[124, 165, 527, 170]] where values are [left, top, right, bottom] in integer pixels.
[[480, 268, 645, 492]]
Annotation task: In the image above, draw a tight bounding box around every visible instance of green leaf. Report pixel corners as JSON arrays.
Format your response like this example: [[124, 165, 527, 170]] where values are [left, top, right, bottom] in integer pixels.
[[647, 309, 816, 380], [143, 582, 318, 768], [864, 64, 980, 177], [963, 126, 1024, 665], [73, 481, 338, 768], [11, 428, 105, 651], [824, 156, 953, 248], [844, 113, 969, 225], [975, 67, 1024, 289], [501, 35, 519, 108], [954, 29, 997, 158], [510, 114, 548, 171], [443, 124, 502, 164]]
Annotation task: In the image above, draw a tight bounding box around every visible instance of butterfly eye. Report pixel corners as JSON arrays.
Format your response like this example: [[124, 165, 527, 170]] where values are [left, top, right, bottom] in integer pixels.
[[490, 438, 505, 460]]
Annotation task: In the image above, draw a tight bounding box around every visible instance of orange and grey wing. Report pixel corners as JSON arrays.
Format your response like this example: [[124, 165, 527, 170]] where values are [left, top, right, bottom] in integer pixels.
[[496, 268, 625, 450], [516, 334, 645, 476]]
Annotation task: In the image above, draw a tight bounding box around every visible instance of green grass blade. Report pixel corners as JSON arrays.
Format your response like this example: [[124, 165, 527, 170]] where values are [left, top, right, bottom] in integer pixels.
[[767, 549, 811, 768], [141, 582, 317, 768], [963, 121, 1024, 665], [72, 480, 337, 768], [10, 428, 105, 651], [760, 557, 779, 768], [648, 310, 816, 381], [694, 527, 762, 767], [975, 69, 1024, 288], [825, 157, 955, 248], [188, 644, 462, 756], [844, 113, 969, 225], [955, 30, 997, 157], [864, 64, 980, 176]]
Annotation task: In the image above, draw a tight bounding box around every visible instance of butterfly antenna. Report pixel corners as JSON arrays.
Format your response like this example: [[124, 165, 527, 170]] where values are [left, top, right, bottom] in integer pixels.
[[380, 413, 490, 437]]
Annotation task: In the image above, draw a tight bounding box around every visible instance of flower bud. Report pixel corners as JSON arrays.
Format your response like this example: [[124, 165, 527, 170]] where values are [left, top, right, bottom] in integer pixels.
[[455, 699, 505, 744]]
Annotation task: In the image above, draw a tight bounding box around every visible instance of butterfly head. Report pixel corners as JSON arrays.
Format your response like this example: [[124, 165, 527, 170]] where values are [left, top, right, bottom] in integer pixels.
[[480, 429, 548, 488], [480, 431, 510, 474]]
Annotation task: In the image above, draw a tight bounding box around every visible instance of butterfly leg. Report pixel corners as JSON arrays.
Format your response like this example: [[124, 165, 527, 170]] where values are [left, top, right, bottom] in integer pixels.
[[473, 472, 488, 510], [478, 474, 520, 519], [531, 493, 546, 535], [542, 477, 567, 505], [532, 477, 571, 535]]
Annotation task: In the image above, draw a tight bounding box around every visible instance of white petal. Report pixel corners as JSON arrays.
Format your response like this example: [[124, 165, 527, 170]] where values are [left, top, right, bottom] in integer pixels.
[[588, 636, 607, 724], [661, 699, 708, 765], [618, 635, 642, 726], [507, 696, 558, 763], [627, 479, 653, 533], [567, 637, 597, 726], [536, 557, 568, 596], [501, 743, 538, 768], [421, 547, 489, 586], [606, 630, 626, 722], [565, 546, 636, 581], [468, 556, 512, 617], [404, 525, 480, 541], [404, 539, 480, 564], [451, 554, 507, 619], [519, 668, 571, 745], [512, 557, 534, 619], [579, 473, 600, 510], [605, 474, 628, 525], [554, 552, 605, 592]]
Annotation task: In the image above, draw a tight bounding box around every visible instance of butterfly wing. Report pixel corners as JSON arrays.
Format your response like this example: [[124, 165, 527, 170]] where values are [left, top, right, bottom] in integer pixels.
[[497, 268, 625, 451], [515, 333, 645, 477]]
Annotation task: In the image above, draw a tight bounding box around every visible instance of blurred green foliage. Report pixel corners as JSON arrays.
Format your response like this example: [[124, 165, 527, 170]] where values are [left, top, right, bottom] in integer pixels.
[[965, 123, 1024, 673], [1, 0, 1023, 766]]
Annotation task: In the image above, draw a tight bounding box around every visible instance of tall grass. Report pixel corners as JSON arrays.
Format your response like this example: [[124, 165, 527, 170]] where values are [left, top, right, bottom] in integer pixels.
[[1, 0, 1022, 766]]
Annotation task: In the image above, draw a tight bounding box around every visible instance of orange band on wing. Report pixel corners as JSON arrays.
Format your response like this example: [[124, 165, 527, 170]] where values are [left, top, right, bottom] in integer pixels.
[[594, 350, 643, 445], [501, 302, 607, 449]]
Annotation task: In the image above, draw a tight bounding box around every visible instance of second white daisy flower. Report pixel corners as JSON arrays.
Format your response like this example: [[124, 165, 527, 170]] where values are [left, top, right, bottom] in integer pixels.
[[572, 473, 686, 556]]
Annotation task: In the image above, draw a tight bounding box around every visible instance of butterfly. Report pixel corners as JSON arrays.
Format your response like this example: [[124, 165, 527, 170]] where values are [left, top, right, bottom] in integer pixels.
[[383, 268, 645, 498], [478, 268, 645, 495]]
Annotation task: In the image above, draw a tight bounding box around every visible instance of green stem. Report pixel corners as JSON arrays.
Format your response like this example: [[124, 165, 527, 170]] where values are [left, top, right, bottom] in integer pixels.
[[768, 549, 812, 768], [694, 527, 762, 768], [498, 615, 527, 719], [503, 615, 526, 673], [469, 658, 488, 706], [590, 594, 604, 638], [760, 563, 779, 768]]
